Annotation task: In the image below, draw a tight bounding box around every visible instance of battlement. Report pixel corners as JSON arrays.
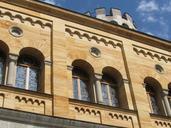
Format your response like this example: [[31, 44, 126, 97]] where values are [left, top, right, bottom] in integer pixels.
[[85, 8, 136, 30]]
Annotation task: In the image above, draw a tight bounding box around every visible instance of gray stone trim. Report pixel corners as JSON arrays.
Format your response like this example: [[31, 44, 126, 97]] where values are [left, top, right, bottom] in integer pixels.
[[44, 60, 52, 66], [8, 53, 18, 61], [123, 79, 129, 84], [94, 73, 102, 80], [67, 65, 73, 71], [0, 108, 120, 128]]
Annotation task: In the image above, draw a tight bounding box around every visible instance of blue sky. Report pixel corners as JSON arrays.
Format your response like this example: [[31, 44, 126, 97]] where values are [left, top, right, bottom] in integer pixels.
[[40, 0, 171, 41]]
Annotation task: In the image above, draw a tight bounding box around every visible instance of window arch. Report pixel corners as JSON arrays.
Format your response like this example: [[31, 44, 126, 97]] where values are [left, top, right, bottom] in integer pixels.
[[15, 48, 44, 91], [72, 59, 94, 102], [101, 67, 127, 108], [0, 41, 9, 85], [144, 77, 165, 115], [101, 73, 119, 107]]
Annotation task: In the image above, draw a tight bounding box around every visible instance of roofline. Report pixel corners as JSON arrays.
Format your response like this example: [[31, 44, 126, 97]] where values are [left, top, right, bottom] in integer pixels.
[[36, 0, 171, 44], [2, 0, 171, 51]]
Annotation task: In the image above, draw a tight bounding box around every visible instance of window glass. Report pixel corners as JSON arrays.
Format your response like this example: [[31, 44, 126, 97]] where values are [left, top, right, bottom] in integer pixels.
[[150, 94, 159, 114], [110, 86, 118, 107], [29, 68, 38, 91], [101, 83, 109, 105], [0, 56, 4, 84], [15, 66, 26, 89], [73, 77, 78, 99], [80, 79, 90, 101], [16, 55, 40, 91], [145, 85, 160, 114]]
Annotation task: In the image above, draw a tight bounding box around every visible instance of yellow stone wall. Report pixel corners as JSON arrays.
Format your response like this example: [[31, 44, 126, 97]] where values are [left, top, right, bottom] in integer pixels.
[[0, 1, 170, 128]]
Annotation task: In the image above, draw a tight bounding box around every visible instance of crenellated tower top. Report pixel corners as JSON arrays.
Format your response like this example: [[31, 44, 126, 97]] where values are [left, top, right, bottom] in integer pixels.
[[85, 8, 136, 30]]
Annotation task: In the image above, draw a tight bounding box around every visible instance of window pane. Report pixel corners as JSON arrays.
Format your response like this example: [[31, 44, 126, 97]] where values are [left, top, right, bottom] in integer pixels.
[[169, 98, 171, 108], [73, 77, 79, 99], [80, 79, 90, 101], [150, 95, 159, 114], [0, 57, 4, 84], [15, 66, 26, 89], [110, 86, 118, 107], [101, 83, 109, 105], [29, 68, 38, 91]]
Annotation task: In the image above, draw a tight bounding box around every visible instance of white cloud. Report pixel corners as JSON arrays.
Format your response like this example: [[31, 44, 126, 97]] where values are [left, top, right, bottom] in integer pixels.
[[161, 1, 171, 12], [137, 0, 159, 12], [42, 0, 56, 5]]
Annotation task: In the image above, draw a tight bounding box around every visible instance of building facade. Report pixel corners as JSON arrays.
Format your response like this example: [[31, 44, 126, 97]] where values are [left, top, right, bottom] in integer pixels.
[[0, 0, 170, 128]]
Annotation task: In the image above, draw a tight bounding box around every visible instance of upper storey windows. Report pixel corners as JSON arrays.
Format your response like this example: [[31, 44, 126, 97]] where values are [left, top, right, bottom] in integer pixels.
[[15, 55, 40, 91], [72, 67, 90, 102], [0, 51, 5, 84], [101, 74, 119, 107], [71, 60, 128, 109]]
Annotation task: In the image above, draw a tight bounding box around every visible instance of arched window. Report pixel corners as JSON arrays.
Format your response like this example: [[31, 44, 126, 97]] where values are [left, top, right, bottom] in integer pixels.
[[101, 74, 119, 107], [71, 59, 94, 102], [72, 67, 90, 101], [168, 85, 171, 108], [145, 85, 159, 114], [144, 77, 165, 115], [15, 54, 40, 91], [0, 41, 9, 85], [0, 51, 5, 84]]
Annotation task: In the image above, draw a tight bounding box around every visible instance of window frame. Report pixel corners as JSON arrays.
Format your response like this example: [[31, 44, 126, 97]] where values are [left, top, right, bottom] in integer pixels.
[[145, 85, 160, 114], [15, 56, 40, 91], [100, 81, 119, 107], [72, 74, 90, 102]]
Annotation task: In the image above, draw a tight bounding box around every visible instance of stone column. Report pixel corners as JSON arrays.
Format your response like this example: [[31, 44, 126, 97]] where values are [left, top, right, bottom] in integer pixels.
[[43, 60, 52, 94], [163, 90, 171, 116], [6, 54, 18, 86], [67, 65, 74, 98], [94, 73, 103, 104], [122, 79, 134, 110]]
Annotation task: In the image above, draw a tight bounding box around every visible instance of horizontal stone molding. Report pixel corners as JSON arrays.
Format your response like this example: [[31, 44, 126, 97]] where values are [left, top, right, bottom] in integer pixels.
[[65, 25, 122, 48], [154, 120, 171, 127], [15, 95, 45, 105], [0, 8, 52, 29], [74, 106, 101, 116], [109, 112, 132, 121], [133, 45, 171, 63]]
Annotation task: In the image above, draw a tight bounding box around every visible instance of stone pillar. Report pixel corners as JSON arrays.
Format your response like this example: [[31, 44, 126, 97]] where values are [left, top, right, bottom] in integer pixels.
[[122, 79, 134, 110], [163, 90, 171, 116], [44, 60, 52, 94], [6, 54, 18, 86], [67, 65, 74, 98], [94, 73, 103, 104]]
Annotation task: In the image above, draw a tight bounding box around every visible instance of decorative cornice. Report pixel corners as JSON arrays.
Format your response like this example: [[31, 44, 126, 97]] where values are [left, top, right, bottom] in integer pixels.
[[154, 120, 171, 127], [74, 106, 101, 116], [0, 8, 52, 29], [133, 45, 171, 63], [109, 112, 132, 121], [65, 25, 122, 48], [15, 96, 45, 105]]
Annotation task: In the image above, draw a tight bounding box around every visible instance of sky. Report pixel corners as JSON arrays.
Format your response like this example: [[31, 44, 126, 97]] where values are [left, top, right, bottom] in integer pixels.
[[40, 0, 171, 41]]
